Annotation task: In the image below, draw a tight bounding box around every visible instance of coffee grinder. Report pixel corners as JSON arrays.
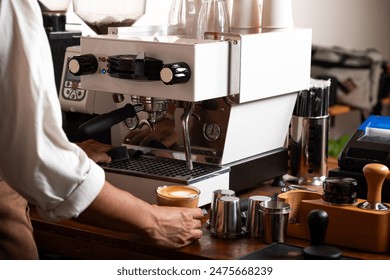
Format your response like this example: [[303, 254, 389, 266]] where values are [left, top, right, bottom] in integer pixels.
[[39, 0, 81, 92], [39, 0, 113, 143]]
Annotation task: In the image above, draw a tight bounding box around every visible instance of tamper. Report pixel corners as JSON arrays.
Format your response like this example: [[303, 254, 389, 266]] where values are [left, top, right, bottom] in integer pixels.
[[357, 163, 390, 210], [303, 209, 342, 260]]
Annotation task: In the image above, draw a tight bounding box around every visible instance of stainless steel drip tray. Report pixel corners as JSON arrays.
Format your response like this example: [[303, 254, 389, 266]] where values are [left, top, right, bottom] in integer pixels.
[[100, 154, 230, 185]]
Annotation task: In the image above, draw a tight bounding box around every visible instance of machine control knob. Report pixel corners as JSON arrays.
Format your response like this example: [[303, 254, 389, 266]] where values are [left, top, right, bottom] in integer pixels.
[[68, 54, 98, 76], [160, 62, 191, 85]]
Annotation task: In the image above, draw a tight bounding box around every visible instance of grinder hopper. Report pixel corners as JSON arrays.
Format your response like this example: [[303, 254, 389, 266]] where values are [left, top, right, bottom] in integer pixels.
[[72, 0, 146, 34], [38, 0, 71, 12]]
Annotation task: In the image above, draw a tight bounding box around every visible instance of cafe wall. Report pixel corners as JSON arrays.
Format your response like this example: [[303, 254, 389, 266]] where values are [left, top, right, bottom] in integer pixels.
[[292, 0, 390, 60], [291, 0, 390, 139]]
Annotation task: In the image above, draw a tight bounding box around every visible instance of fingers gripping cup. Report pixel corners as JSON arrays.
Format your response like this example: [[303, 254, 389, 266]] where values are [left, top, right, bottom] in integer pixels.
[[156, 185, 200, 208]]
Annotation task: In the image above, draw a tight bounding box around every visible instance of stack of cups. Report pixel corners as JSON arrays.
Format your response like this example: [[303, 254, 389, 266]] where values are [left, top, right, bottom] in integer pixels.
[[230, 0, 261, 34], [197, 0, 230, 39], [261, 0, 294, 31], [209, 189, 235, 228], [209, 189, 242, 238], [211, 196, 243, 238]]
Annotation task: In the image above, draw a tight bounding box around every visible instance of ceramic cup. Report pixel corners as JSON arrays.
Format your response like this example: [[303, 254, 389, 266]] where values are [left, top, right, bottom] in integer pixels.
[[261, 0, 294, 29], [156, 185, 200, 208]]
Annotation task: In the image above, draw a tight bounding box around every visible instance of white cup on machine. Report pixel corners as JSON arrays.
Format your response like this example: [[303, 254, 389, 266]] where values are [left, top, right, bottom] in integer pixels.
[[230, 0, 261, 34], [261, 0, 294, 30]]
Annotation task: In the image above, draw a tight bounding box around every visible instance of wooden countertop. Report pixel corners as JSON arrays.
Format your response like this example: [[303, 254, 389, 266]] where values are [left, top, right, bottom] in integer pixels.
[[30, 182, 284, 260], [30, 159, 390, 260]]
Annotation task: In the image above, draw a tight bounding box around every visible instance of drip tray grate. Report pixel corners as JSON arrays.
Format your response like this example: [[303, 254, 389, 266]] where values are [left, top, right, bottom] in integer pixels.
[[101, 155, 228, 183]]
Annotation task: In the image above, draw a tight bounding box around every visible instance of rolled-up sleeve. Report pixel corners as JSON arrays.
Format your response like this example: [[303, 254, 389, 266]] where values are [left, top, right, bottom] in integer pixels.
[[0, 0, 105, 221], [37, 161, 105, 221]]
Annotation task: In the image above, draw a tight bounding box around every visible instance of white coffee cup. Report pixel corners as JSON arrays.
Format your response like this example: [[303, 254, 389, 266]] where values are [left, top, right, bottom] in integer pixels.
[[230, 0, 261, 33], [261, 0, 294, 29]]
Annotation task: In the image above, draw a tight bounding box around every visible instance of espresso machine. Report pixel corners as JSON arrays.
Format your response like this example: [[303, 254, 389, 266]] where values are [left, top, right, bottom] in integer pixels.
[[59, 0, 312, 206]]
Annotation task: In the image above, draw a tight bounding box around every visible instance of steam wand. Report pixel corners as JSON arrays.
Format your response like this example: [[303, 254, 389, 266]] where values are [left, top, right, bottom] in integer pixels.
[[181, 102, 195, 170]]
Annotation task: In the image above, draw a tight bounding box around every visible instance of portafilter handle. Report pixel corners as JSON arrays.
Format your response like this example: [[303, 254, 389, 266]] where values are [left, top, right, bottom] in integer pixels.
[[358, 163, 390, 210], [78, 103, 144, 136]]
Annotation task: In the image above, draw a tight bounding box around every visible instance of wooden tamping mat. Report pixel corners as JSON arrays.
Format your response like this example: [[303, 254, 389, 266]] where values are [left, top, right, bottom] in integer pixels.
[[278, 163, 390, 253]]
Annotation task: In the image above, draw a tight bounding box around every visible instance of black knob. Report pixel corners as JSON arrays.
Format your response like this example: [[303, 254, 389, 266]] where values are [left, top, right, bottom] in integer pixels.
[[160, 62, 191, 85], [307, 209, 328, 245], [68, 54, 98, 76], [303, 209, 342, 260]]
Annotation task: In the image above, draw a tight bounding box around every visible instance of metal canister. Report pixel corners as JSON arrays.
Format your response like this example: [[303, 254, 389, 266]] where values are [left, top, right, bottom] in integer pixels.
[[289, 115, 329, 185], [259, 201, 291, 243], [289, 79, 330, 186]]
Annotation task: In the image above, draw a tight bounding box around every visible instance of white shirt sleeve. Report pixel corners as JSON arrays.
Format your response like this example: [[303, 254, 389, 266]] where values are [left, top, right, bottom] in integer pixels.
[[0, 0, 105, 221]]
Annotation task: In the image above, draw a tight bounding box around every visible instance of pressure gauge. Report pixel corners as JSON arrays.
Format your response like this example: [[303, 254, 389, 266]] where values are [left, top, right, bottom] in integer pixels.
[[123, 116, 139, 130], [203, 122, 221, 141]]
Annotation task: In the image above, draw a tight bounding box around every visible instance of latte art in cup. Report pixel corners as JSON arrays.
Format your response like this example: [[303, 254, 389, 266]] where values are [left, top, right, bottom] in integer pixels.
[[159, 186, 198, 198], [156, 185, 200, 208]]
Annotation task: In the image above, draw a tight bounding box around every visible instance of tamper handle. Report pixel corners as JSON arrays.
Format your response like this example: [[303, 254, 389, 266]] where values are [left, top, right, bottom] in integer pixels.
[[307, 209, 328, 246], [303, 209, 342, 259], [363, 163, 389, 206]]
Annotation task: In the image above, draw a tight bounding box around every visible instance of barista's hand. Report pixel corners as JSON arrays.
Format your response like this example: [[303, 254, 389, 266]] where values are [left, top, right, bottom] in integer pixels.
[[124, 118, 178, 148], [76, 139, 112, 163], [78, 181, 203, 249], [146, 205, 203, 248]]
